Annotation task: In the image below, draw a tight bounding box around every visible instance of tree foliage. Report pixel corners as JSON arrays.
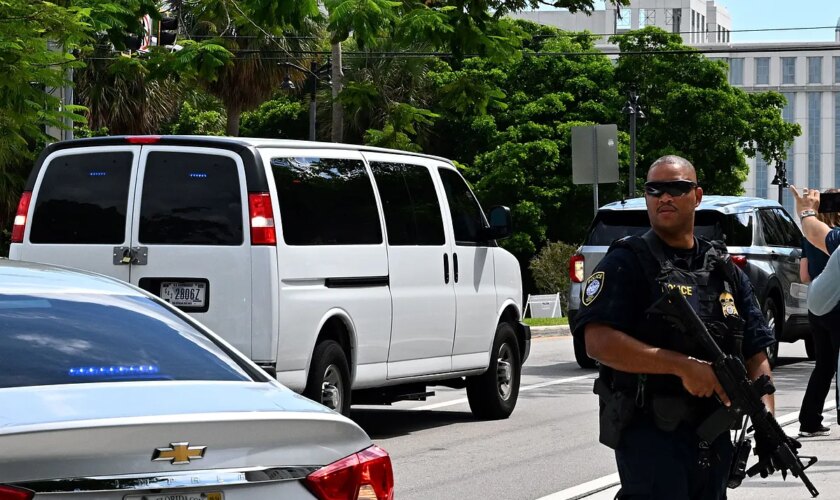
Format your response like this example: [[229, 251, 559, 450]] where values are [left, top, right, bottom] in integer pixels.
[[529, 240, 578, 312]]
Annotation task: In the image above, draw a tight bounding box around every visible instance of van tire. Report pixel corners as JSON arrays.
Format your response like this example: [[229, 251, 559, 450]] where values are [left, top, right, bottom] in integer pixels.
[[762, 296, 780, 368], [303, 340, 351, 416], [467, 323, 521, 420]]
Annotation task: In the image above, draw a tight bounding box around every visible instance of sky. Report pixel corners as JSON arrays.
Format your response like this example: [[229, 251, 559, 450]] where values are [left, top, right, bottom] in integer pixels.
[[592, 0, 840, 43]]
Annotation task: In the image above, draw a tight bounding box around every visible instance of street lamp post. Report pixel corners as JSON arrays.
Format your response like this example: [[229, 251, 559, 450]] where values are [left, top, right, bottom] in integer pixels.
[[771, 161, 789, 205], [622, 90, 645, 198], [280, 60, 331, 141]]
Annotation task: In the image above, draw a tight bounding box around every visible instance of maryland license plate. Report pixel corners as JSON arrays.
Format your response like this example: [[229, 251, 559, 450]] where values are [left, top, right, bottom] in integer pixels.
[[124, 492, 222, 500], [160, 281, 207, 307]]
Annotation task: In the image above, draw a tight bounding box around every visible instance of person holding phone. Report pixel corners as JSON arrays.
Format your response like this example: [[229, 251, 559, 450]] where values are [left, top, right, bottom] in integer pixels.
[[792, 187, 840, 435]]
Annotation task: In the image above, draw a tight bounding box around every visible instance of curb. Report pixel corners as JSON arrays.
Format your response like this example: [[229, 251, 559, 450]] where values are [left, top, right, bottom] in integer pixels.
[[531, 325, 571, 337]]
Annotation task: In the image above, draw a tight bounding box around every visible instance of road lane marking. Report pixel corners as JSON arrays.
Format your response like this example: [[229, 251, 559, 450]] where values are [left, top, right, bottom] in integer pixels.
[[538, 402, 838, 500], [411, 373, 598, 411]]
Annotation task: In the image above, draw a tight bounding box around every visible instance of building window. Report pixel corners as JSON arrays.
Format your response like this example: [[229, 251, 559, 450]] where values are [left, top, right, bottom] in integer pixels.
[[835, 93, 840, 186], [729, 58, 744, 86], [755, 58, 770, 85], [644, 9, 655, 26], [755, 152, 768, 199], [667, 8, 682, 34], [808, 92, 821, 189], [615, 7, 631, 31], [782, 92, 796, 211], [834, 56, 840, 83], [781, 57, 796, 85], [808, 57, 822, 84]]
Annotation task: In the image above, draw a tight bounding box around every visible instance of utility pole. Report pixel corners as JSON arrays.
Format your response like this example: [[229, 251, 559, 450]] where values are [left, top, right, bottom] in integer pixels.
[[622, 90, 645, 198]]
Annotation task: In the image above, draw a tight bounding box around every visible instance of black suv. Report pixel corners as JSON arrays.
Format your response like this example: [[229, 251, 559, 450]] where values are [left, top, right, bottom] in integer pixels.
[[568, 196, 811, 368]]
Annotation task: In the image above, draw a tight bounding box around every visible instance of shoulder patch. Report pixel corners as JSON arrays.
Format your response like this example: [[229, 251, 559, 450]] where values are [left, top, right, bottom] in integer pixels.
[[582, 271, 605, 306]]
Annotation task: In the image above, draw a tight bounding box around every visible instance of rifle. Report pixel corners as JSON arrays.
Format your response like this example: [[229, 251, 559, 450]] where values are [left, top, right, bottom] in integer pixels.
[[648, 287, 819, 497]]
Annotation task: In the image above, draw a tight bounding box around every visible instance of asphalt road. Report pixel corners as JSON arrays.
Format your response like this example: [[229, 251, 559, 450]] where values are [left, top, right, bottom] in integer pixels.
[[349, 336, 818, 500]]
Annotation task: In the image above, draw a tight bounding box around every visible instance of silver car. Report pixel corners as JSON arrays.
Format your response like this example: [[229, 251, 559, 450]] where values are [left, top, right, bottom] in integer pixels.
[[0, 259, 393, 500]]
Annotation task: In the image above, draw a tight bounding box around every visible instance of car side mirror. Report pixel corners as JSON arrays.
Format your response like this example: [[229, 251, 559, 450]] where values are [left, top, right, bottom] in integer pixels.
[[487, 206, 512, 240]]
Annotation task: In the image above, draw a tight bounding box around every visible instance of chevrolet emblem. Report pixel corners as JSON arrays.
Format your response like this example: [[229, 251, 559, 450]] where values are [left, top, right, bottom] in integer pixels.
[[152, 442, 207, 465]]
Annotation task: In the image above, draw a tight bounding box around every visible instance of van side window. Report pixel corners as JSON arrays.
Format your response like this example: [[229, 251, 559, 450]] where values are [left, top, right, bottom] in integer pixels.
[[139, 152, 243, 245], [370, 162, 445, 246], [271, 157, 382, 245], [758, 208, 786, 246], [437, 168, 488, 245], [30, 152, 133, 244]]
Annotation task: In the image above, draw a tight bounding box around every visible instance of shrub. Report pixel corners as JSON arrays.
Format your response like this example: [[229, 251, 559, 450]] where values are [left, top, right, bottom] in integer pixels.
[[529, 241, 578, 314]]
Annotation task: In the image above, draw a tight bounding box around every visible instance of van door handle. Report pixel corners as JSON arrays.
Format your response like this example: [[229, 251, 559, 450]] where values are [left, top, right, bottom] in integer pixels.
[[453, 252, 459, 283], [443, 254, 450, 284]]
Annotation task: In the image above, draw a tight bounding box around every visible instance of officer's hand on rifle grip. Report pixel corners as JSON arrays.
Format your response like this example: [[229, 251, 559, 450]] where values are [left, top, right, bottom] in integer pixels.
[[678, 356, 731, 406]]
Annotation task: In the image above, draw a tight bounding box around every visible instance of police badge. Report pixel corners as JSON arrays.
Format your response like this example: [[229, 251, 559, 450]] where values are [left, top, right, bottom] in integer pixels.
[[719, 292, 740, 318], [582, 271, 605, 306]]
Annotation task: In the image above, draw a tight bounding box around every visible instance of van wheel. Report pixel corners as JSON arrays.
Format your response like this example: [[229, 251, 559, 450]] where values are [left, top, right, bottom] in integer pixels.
[[467, 323, 521, 420], [303, 340, 351, 416], [574, 334, 596, 369], [762, 297, 780, 368]]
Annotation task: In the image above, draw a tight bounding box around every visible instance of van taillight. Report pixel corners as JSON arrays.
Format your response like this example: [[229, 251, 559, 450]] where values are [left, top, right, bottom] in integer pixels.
[[731, 255, 747, 268], [0, 485, 34, 500], [248, 192, 276, 245], [569, 254, 585, 283], [304, 445, 394, 500], [11, 191, 32, 243], [125, 136, 161, 144]]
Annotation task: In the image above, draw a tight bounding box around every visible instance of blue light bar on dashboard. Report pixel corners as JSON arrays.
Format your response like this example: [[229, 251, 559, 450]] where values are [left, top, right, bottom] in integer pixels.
[[68, 365, 160, 377], [88, 171, 107, 177], [189, 172, 208, 179]]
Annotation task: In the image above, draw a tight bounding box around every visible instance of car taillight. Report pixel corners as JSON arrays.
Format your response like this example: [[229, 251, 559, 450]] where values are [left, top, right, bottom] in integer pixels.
[[569, 254, 585, 283], [248, 192, 276, 245], [0, 485, 34, 500], [125, 135, 161, 144], [731, 255, 747, 269], [11, 191, 32, 243], [304, 445, 394, 500]]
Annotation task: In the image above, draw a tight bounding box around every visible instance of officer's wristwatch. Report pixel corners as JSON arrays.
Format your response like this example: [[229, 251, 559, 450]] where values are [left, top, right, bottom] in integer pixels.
[[799, 209, 817, 220]]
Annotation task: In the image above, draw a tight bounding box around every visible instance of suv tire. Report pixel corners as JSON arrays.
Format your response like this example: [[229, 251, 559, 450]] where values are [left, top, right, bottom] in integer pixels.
[[303, 340, 351, 416], [762, 296, 781, 368], [574, 334, 597, 369], [467, 323, 521, 420]]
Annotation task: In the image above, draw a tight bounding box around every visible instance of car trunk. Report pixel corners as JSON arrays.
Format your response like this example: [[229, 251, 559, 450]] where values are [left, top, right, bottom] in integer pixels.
[[0, 381, 370, 489]]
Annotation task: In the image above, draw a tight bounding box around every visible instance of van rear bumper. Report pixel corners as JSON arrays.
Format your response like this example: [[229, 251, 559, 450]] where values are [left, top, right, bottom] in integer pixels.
[[516, 321, 531, 363]]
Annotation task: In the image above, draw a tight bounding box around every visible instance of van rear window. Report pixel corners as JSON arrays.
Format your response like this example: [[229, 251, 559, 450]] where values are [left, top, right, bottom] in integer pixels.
[[271, 157, 382, 245], [30, 152, 133, 244], [586, 210, 753, 247], [139, 152, 244, 245]]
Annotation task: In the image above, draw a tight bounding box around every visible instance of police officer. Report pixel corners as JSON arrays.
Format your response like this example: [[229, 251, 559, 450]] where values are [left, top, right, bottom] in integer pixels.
[[573, 155, 776, 499]]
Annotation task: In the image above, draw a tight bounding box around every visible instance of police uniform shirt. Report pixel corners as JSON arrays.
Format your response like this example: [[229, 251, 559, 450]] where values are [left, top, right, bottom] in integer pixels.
[[573, 239, 774, 360]]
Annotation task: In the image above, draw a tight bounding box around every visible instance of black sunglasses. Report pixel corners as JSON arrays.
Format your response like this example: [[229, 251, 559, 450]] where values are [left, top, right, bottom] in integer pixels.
[[644, 180, 698, 197]]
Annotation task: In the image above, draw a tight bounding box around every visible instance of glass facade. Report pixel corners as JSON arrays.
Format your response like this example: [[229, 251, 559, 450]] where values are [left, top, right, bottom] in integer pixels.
[[755, 58, 770, 85], [835, 57, 840, 84], [835, 93, 840, 186], [808, 92, 821, 188], [782, 92, 796, 211], [755, 152, 768, 199], [782, 57, 796, 85], [729, 58, 744, 85], [808, 57, 822, 84]]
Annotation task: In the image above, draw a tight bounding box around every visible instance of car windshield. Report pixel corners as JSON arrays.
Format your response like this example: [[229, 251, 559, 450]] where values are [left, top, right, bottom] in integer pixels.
[[0, 293, 253, 388], [585, 210, 753, 247]]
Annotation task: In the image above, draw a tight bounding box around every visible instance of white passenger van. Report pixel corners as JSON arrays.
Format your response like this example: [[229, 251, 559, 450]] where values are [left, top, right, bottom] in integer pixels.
[[9, 136, 530, 419]]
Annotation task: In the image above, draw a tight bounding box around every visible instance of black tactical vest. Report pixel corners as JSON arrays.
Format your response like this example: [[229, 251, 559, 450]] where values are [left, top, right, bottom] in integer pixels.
[[602, 231, 745, 407]]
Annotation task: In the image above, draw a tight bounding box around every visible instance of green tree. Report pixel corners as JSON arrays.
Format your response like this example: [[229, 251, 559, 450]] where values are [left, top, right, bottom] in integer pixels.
[[611, 27, 800, 194], [529, 240, 578, 312], [239, 94, 308, 139]]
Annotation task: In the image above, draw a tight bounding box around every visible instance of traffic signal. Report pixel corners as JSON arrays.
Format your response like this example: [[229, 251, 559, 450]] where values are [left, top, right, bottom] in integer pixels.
[[157, 16, 178, 47]]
